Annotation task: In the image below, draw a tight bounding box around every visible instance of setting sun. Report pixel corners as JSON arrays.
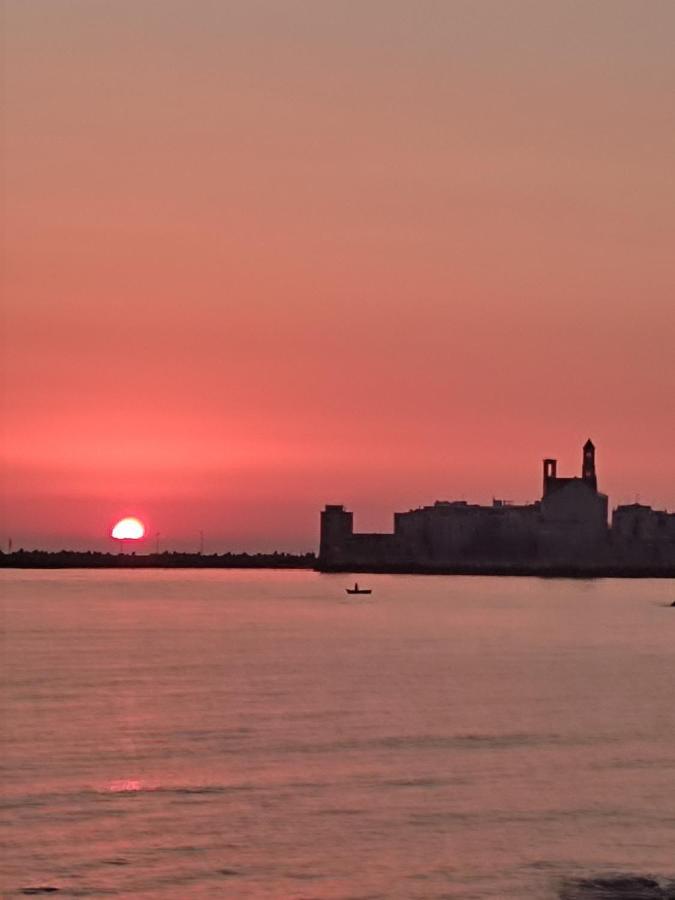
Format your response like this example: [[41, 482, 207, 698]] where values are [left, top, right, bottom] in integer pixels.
[[111, 517, 145, 540]]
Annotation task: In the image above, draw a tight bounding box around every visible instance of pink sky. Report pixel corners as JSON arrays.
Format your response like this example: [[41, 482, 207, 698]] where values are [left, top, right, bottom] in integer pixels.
[[2, 0, 674, 551]]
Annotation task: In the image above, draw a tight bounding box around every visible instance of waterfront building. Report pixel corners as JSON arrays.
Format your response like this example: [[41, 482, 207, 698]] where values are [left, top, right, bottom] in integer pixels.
[[319, 440, 672, 571]]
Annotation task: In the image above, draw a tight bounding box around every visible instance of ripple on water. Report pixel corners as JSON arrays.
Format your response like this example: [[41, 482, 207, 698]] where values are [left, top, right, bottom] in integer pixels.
[[559, 874, 675, 899]]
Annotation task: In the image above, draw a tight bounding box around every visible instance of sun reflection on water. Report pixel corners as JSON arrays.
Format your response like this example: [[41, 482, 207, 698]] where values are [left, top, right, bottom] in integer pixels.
[[107, 779, 142, 793]]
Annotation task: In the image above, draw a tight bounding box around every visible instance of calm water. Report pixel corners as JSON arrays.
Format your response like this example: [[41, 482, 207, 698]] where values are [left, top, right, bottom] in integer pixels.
[[1, 570, 674, 898]]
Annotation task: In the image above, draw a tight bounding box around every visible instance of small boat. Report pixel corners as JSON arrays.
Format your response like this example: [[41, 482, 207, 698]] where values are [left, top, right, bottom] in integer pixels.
[[346, 582, 372, 595]]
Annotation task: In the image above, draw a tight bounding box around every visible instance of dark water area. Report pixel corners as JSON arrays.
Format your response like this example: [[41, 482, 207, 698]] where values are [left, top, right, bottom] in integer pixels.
[[1, 570, 674, 898]]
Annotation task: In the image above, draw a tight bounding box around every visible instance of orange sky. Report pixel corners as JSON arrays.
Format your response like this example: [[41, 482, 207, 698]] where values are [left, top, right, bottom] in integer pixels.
[[2, 0, 674, 551]]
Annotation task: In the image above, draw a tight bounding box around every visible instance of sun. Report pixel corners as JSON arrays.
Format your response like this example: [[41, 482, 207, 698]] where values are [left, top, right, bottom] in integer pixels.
[[111, 517, 145, 540]]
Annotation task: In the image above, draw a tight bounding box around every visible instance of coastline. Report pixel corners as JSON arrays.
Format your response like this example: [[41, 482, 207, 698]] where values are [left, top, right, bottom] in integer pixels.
[[0, 551, 316, 570], [1, 551, 674, 578]]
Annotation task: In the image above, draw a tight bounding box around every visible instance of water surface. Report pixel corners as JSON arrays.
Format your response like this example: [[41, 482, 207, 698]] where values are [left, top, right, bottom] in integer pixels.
[[1, 570, 674, 898]]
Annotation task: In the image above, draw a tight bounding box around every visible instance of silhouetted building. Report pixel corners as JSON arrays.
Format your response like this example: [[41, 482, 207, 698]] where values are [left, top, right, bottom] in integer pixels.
[[611, 503, 675, 565], [319, 440, 673, 572], [539, 439, 608, 561]]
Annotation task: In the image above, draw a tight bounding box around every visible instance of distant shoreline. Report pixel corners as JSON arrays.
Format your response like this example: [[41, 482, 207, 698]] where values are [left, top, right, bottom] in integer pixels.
[[1, 551, 674, 578], [0, 551, 316, 570], [316, 563, 675, 579]]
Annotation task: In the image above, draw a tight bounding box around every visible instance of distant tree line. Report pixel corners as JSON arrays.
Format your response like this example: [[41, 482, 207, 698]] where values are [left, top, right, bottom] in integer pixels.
[[0, 549, 316, 569]]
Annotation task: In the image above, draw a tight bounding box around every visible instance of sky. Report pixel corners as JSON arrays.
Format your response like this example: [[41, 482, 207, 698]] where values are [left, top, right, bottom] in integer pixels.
[[2, 0, 674, 552]]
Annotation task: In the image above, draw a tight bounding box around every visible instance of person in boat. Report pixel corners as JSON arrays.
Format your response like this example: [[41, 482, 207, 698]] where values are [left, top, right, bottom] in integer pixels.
[[347, 582, 372, 594]]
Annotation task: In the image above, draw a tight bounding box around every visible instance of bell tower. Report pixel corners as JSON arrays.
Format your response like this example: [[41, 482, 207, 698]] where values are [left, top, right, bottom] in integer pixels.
[[582, 439, 597, 491], [543, 458, 557, 496]]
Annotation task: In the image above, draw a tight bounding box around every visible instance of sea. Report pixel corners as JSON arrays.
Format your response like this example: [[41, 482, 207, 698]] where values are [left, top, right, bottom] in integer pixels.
[[1, 570, 674, 899]]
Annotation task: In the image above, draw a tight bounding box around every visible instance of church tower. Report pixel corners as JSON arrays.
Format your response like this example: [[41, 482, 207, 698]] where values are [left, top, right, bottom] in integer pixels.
[[582, 439, 597, 491]]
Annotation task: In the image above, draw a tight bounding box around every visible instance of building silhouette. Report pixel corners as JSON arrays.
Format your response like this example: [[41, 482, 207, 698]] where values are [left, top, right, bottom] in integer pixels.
[[319, 440, 675, 572]]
